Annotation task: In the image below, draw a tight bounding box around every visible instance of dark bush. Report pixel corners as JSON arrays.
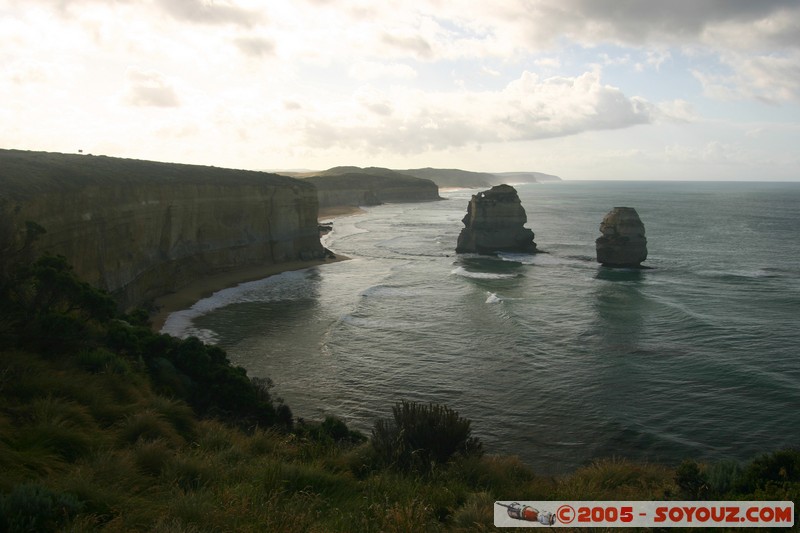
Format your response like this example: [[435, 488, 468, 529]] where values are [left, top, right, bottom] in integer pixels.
[[740, 449, 800, 493], [371, 400, 482, 473]]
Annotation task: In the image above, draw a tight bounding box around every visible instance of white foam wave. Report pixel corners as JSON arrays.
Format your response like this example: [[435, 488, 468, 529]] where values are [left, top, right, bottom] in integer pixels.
[[450, 267, 516, 280], [497, 252, 582, 267]]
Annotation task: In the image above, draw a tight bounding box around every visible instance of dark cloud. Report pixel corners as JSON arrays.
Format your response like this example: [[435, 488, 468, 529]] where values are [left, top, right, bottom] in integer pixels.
[[155, 0, 261, 27], [539, 0, 800, 47]]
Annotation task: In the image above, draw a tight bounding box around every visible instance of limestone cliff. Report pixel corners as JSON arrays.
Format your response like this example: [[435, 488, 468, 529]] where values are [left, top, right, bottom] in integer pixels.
[[595, 207, 648, 267], [456, 184, 537, 254], [0, 149, 323, 309]]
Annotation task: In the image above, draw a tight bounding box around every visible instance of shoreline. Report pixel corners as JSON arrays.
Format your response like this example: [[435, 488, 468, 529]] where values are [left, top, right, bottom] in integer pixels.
[[150, 255, 349, 332], [318, 205, 366, 220]]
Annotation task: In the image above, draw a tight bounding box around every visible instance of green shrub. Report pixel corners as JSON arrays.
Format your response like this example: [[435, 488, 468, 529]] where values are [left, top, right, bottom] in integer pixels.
[[371, 401, 482, 473], [0, 483, 83, 532], [706, 458, 743, 497]]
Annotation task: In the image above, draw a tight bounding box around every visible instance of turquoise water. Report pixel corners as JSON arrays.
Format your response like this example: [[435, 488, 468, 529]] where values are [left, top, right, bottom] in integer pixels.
[[163, 181, 800, 474]]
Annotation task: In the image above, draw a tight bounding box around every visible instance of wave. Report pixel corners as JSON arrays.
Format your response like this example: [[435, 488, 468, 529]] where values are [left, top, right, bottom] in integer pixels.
[[160, 268, 313, 338], [361, 285, 421, 299], [499, 252, 588, 267], [339, 314, 432, 331], [450, 266, 517, 280], [697, 268, 784, 280]]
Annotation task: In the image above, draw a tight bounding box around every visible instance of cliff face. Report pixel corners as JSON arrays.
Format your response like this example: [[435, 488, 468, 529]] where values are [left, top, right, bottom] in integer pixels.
[[1, 150, 323, 309]]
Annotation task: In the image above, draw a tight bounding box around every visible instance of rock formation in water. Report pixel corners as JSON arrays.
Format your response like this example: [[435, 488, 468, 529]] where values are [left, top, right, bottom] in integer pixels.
[[595, 207, 648, 267], [0, 149, 324, 309], [455, 184, 537, 254]]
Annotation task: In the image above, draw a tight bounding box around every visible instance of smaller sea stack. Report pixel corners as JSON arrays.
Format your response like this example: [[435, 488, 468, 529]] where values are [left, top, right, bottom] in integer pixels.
[[456, 184, 537, 254], [595, 207, 647, 267]]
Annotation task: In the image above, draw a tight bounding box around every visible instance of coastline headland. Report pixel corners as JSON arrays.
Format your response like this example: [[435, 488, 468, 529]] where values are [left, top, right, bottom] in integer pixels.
[[0, 149, 325, 311]]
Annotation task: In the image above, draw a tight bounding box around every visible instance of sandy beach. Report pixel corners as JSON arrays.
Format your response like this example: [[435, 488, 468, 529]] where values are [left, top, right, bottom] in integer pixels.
[[150, 256, 348, 331], [151, 207, 365, 332]]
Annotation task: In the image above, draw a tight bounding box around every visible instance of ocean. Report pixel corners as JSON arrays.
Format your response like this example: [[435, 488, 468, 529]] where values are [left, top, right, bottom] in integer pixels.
[[162, 181, 800, 475]]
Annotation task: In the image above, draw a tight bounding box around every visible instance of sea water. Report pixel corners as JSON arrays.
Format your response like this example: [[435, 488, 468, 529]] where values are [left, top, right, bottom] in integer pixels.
[[162, 181, 800, 474]]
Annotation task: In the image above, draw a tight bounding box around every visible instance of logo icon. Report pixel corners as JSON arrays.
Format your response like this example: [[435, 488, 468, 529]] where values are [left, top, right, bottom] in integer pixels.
[[496, 502, 556, 525]]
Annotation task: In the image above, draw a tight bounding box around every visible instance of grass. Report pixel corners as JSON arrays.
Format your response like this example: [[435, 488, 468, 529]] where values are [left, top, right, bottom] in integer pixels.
[[1, 345, 797, 531]]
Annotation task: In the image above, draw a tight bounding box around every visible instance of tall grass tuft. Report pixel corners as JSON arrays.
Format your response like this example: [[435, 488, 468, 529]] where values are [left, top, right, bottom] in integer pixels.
[[132, 439, 175, 476], [116, 409, 183, 447]]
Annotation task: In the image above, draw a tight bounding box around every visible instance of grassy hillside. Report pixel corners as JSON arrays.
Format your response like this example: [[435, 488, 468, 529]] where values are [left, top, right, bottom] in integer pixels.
[[1, 255, 797, 531]]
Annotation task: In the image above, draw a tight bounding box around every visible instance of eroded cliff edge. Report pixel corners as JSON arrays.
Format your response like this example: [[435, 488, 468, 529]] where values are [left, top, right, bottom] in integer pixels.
[[0, 149, 323, 309]]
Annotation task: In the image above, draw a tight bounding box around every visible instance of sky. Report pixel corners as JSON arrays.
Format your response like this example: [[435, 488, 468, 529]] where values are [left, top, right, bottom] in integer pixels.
[[2, 0, 800, 181]]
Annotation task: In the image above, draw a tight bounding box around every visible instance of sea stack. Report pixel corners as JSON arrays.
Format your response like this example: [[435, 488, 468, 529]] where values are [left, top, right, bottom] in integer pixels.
[[595, 207, 647, 267], [456, 184, 537, 254]]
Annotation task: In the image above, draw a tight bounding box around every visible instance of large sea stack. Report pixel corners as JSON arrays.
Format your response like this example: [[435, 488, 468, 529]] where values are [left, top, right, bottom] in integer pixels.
[[456, 184, 537, 254], [595, 207, 647, 267]]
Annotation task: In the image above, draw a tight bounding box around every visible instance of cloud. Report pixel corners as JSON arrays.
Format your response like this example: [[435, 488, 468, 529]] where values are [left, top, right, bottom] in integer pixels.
[[525, 0, 800, 47], [298, 70, 654, 154], [123, 68, 180, 107], [693, 51, 800, 103], [380, 32, 434, 59], [534, 57, 561, 69], [233, 36, 276, 57], [154, 0, 260, 27], [349, 61, 417, 81]]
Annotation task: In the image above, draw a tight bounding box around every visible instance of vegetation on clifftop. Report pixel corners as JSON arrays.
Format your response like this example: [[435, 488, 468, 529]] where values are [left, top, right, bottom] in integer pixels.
[[0, 149, 307, 201], [0, 253, 798, 531]]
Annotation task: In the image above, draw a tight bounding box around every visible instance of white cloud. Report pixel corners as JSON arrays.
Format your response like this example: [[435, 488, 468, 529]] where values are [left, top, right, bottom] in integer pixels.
[[233, 36, 276, 57], [122, 68, 181, 107], [296, 70, 654, 154], [534, 57, 561, 69], [348, 61, 417, 81], [154, 0, 261, 27], [693, 51, 800, 103]]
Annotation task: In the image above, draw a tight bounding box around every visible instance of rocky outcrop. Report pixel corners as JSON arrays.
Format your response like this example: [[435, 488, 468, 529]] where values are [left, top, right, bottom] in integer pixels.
[[595, 207, 647, 267], [0, 149, 323, 309], [455, 184, 537, 254]]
